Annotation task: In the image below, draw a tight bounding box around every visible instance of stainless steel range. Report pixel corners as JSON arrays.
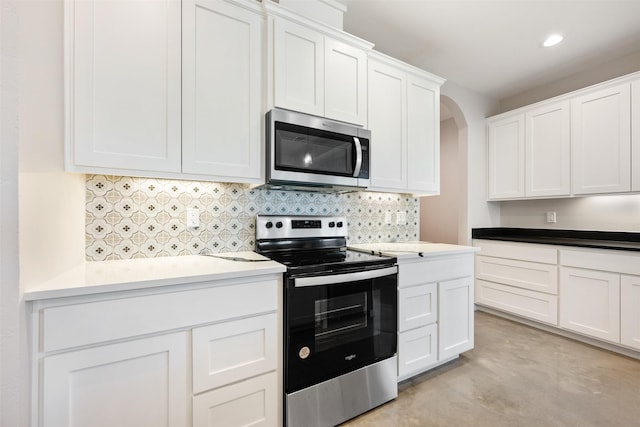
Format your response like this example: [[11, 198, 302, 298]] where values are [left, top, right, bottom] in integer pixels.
[[255, 215, 398, 427]]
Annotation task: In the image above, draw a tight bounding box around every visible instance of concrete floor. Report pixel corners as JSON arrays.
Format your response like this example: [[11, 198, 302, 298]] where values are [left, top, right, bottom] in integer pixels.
[[343, 311, 640, 427]]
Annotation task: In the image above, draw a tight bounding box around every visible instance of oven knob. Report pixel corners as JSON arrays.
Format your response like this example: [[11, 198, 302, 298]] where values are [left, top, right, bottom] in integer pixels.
[[337, 221, 343, 228], [328, 221, 335, 228], [275, 221, 283, 229], [299, 346, 311, 360], [265, 221, 273, 229]]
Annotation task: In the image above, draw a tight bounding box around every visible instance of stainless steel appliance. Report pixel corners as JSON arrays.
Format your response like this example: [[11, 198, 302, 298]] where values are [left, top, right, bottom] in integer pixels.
[[255, 215, 398, 427], [264, 108, 371, 192]]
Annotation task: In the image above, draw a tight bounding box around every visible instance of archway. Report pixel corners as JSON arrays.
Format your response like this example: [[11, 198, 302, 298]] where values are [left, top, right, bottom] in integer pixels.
[[420, 96, 469, 245]]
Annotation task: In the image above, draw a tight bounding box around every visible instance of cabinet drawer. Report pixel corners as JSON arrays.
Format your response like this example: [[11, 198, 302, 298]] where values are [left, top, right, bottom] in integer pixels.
[[474, 240, 557, 264], [398, 323, 437, 379], [192, 313, 277, 394], [399, 255, 473, 288], [560, 248, 640, 276], [476, 279, 558, 325], [476, 255, 558, 294], [193, 371, 277, 427], [398, 283, 437, 332], [42, 279, 278, 352]]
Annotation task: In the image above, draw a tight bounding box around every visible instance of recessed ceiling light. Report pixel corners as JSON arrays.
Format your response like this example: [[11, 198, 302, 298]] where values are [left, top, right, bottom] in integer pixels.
[[542, 34, 564, 47]]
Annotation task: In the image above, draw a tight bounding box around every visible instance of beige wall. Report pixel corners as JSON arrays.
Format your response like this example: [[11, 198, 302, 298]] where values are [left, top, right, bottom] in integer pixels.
[[421, 118, 459, 244]]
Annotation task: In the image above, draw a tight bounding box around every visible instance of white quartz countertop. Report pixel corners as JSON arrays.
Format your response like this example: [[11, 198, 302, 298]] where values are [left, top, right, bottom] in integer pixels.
[[349, 242, 479, 259], [24, 252, 286, 301]]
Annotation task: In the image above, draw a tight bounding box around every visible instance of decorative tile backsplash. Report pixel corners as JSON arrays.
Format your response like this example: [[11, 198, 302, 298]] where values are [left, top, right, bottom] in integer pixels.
[[86, 175, 419, 261]]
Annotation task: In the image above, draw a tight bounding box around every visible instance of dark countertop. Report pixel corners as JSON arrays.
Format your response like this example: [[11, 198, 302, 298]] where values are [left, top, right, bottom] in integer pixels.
[[472, 228, 640, 252]]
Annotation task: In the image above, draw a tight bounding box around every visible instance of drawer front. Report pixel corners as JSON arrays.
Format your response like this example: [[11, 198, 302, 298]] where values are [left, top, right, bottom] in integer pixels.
[[476, 255, 558, 294], [193, 371, 277, 427], [398, 323, 438, 380], [192, 313, 277, 394], [42, 279, 278, 352], [475, 279, 558, 325], [399, 254, 473, 288], [398, 283, 437, 332], [560, 248, 640, 276], [474, 240, 557, 264]]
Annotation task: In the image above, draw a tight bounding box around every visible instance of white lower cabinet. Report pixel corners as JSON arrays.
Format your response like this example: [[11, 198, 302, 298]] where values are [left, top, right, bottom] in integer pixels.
[[559, 267, 620, 343], [193, 372, 277, 427], [42, 333, 189, 427], [397, 253, 475, 381], [31, 276, 281, 427], [621, 275, 640, 350]]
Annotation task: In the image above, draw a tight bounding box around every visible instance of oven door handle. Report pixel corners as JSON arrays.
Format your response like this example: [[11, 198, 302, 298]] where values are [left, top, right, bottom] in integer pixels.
[[293, 266, 397, 287]]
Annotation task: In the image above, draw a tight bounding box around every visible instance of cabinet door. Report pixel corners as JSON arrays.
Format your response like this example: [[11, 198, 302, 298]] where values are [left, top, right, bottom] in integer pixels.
[[621, 275, 640, 350], [398, 283, 437, 332], [559, 267, 620, 342], [438, 277, 474, 360], [273, 18, 324, 116], [192, 313, 277, 394], [407, 75, 440, 194], [487, 114, 525, 199], [525, 100, 571, 197], [182, 0, 263, 182], [632, 80, 640, 192], [193, 372, 277, 427], [42, 333, 188, 427], [67, 0, 181, 173], [571, 83, 631, 195], [324, 38, 367, 125], [398, 323, 438, 380], [367, 59, 407, 190]]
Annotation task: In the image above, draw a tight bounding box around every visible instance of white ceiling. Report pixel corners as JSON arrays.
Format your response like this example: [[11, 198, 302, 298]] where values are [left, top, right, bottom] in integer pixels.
[[342, 0, 640, 101]]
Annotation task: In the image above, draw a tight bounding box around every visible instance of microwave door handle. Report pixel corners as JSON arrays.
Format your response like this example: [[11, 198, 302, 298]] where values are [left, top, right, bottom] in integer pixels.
[[353, 137, 363, 177]]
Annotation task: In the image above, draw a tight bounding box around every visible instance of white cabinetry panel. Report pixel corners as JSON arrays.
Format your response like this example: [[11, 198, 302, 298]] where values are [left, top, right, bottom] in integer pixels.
[[632, 80, 640, 192], [398, 323, 437, 379], [193, 372, 277, 427], [43, 332, 188, 427], [324, 38, 367, 125], [525, 101, 571, 197], [476, 255, 558, 294], [621, 275, 640, 351], [367, 58, 407, 190], [571, 83, 631, 195], [67, 0, 182, 173], [398, 283, 437, 332], [438, 277, 474, 360], [192, 313, 277, 394], [182, 0, 263, 182], [407, 75, 440, 194], [273, 18, 324, 116], [559, 267, 620, 342], [476, 279, 558, 325], [487, 115, 525, 199]]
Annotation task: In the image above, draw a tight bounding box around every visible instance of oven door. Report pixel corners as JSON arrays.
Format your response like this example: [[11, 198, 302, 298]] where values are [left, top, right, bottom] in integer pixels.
[[285, 265, 397, 393]]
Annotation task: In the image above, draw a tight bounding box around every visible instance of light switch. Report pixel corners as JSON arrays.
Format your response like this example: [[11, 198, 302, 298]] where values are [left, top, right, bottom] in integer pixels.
[[384, 211, 392, 225], [187, 208, 200, 229], [397, 211, 406, 225]]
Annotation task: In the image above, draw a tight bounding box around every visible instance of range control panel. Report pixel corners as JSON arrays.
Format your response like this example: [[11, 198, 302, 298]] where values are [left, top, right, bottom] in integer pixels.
[[256, 215, 347, 240]]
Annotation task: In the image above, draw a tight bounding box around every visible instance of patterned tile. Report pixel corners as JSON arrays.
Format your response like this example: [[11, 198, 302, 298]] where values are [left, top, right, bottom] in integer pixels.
[[85, 175, 419, 261]]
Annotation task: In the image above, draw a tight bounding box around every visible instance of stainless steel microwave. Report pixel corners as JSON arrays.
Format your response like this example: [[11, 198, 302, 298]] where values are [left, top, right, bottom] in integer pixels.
[[265, 108, 370, 192]]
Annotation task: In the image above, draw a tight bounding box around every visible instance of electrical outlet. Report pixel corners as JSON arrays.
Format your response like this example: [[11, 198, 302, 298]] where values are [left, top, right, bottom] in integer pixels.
[[396, 211, 406, 225], [384, 211, 392, 225], [546, 211, 557, 224], [187, 208, 200, 229]]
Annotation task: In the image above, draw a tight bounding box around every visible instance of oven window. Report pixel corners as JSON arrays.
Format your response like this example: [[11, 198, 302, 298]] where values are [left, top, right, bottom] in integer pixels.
[[315, 292, 368, 352]]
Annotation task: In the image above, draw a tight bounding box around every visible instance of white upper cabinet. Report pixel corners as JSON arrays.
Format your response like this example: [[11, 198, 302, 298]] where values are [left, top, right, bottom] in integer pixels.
[[407, 75, 440, 194], [525, 101, 571, 197], [632, 79, 640, 192], [66, 0, 182, 174], [368, 58, 408, 190], [271, 11, 369, 125], [488, 100, 570, 200], [368, 53, 444, 194], [182, 0, 264, 183], [487, 114, 525, 199], [571, 83, 631, 195]]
